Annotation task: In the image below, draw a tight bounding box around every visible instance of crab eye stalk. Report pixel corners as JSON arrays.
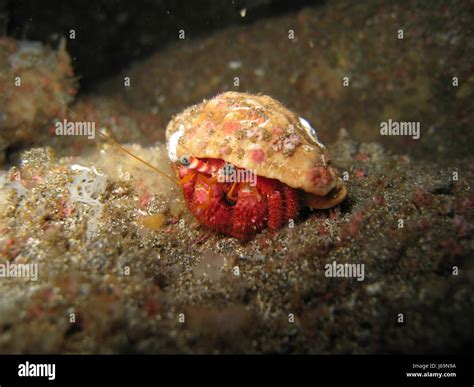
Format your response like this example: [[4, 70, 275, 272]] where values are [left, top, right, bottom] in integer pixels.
[[179, 155, 191, 166], [221, 163, 235, 176]]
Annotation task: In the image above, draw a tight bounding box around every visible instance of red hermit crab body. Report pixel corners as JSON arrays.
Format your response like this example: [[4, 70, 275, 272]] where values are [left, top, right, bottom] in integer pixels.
[[177, 156, 299, 239], [167, 92, 347, 239]]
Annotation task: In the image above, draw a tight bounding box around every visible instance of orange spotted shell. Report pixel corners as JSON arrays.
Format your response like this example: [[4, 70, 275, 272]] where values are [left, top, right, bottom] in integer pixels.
[[166, 92, 346, 208]]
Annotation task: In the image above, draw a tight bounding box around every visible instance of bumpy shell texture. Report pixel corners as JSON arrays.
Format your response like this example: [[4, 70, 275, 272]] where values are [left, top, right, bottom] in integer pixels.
[[166, 92, 346, 203]]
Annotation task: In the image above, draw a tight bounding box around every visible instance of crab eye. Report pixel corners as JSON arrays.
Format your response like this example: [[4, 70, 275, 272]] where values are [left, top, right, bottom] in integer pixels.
[[179, 155, 190, 166], [221, 163, 235, 175]]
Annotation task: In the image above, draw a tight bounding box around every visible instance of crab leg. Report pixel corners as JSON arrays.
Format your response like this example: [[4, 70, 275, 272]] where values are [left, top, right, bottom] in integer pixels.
[[226, 181, 239, 201], [179, 169, 197, 184], [194, 174, 218, 211]]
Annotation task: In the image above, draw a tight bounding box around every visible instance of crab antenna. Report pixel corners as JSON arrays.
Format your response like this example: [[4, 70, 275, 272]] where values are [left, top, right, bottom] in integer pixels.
[[53, 102, 178, 185], [98, 130, 179, 185]]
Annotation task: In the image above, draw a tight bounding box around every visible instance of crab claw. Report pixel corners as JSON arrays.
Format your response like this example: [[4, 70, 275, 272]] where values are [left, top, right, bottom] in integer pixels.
[[301, 178, 347, 209]]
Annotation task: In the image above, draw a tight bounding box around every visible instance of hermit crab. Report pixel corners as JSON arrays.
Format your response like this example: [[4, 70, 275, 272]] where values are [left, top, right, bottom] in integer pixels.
[[165, 91, 347, 239]]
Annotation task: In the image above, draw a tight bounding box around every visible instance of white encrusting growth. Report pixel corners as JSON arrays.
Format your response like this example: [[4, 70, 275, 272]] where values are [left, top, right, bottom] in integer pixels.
[[229, 102, 269, 129], [239, 118, 270, 128], [0, 172, 27, 217], [228, 105, 253, 112], [69, 164, 107, 205], [69, 164, 108, 239], [321, 153, 327, 167], [299, 116, 325, 149], [167, 124, 185, 162]]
